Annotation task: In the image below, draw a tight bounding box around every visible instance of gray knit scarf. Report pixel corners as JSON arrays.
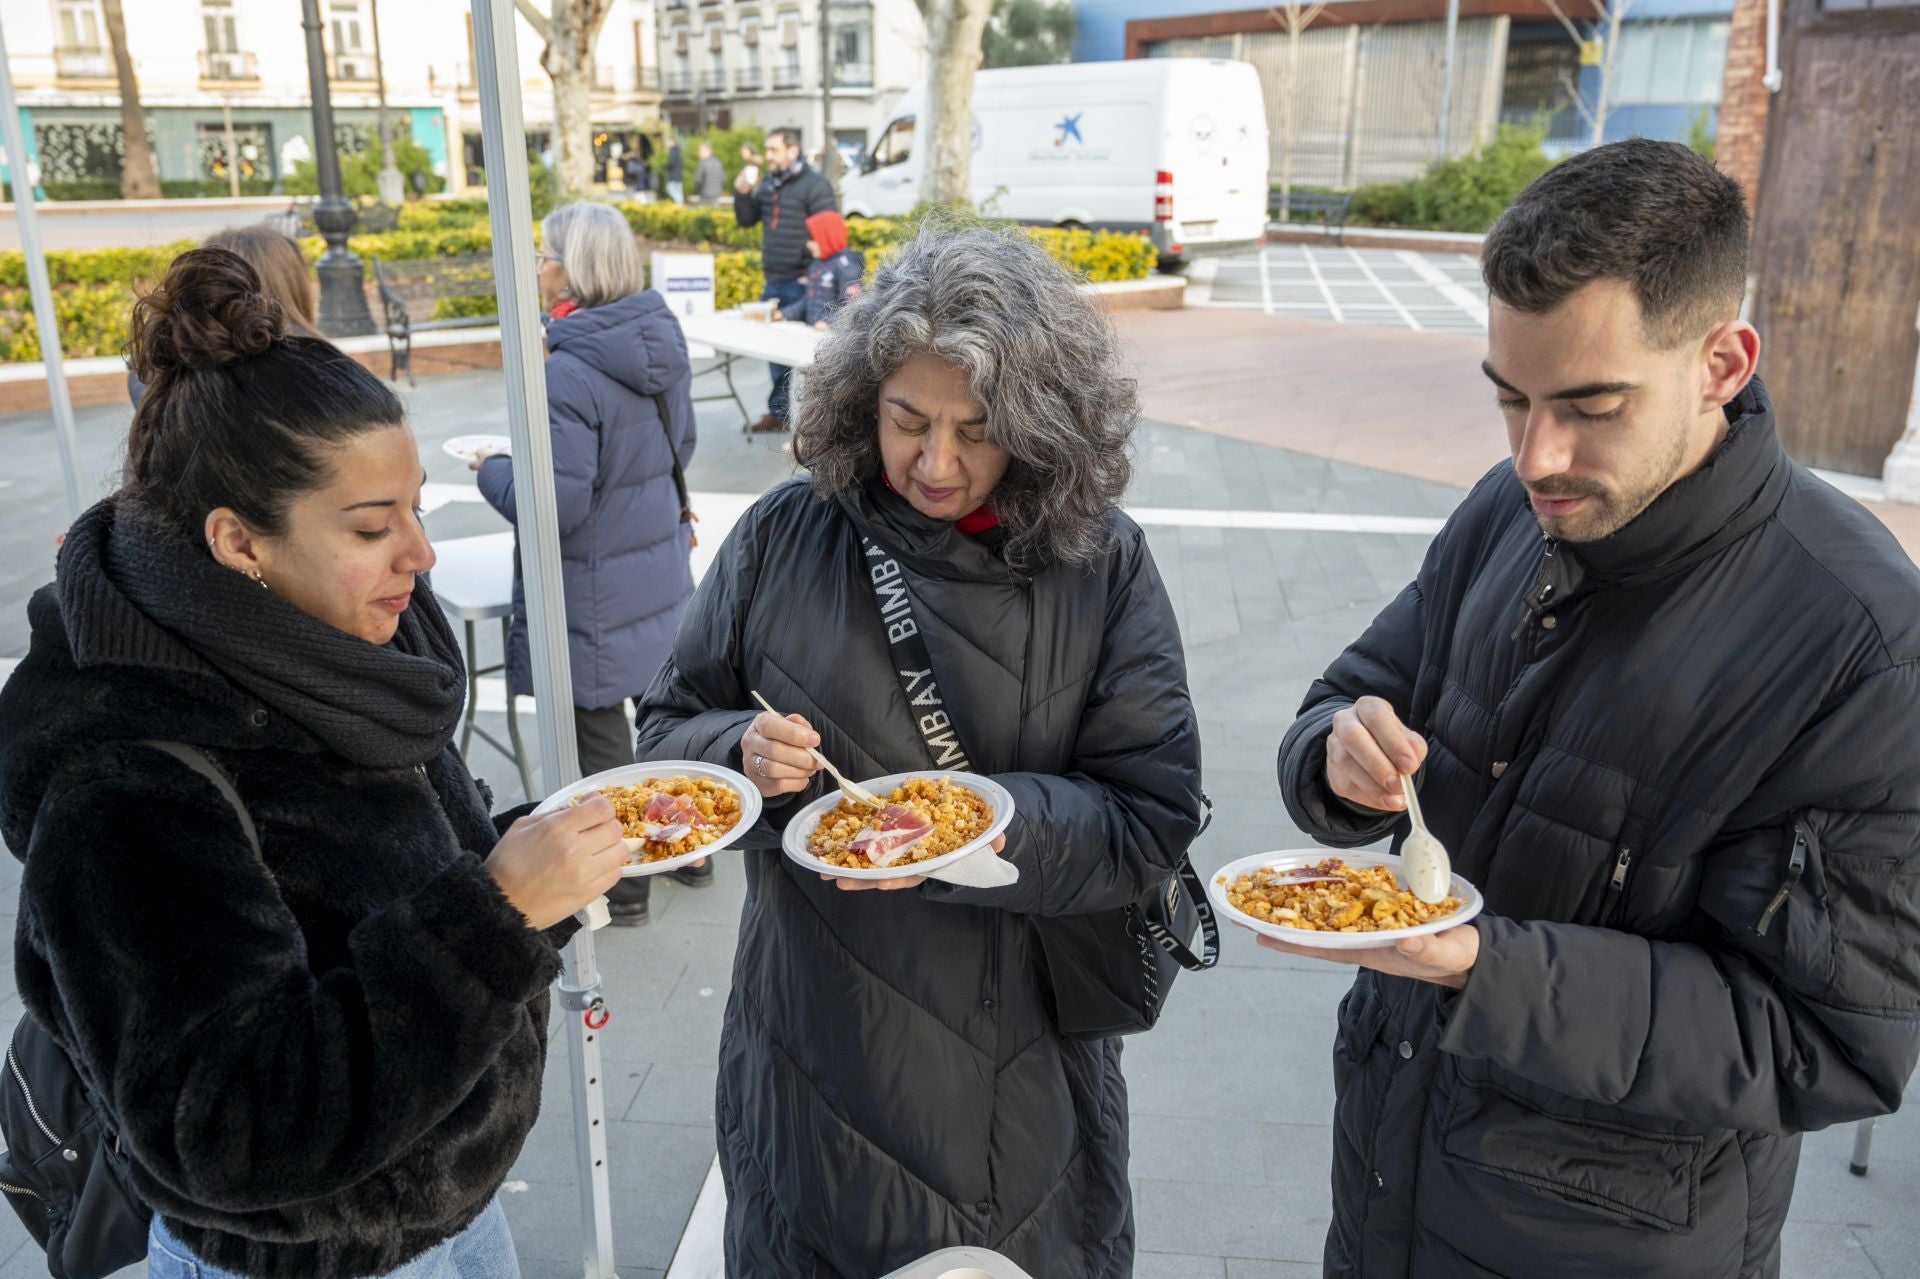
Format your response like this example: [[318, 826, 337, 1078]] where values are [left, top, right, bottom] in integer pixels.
[[61, 497, 468, 769]]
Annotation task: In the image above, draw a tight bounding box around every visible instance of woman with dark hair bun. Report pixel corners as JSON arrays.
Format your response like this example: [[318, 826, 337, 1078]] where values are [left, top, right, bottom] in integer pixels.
[[0, 247, 626, 1278]]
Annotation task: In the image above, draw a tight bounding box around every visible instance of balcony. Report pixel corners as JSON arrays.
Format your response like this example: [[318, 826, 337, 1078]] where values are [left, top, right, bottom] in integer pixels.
[[664, 69, 695, 97], [832, 61, 873, 88], [199, 49, 259, 83], [734, 66, 763, 92], [329, 53, 377, 84], [700, 69, 728, 93], [772, 65, 803, 91], [54, 46, 114, 80], [632, 66, 662, 93]]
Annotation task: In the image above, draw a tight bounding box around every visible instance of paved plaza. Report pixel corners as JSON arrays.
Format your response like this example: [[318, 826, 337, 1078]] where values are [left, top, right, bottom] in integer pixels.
[[1189, 246, 1490, 335], [0, 335, 1914, 1277]]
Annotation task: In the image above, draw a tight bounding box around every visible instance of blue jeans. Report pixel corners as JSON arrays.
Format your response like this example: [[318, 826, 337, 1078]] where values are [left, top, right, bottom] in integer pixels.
[[147, 1199, 520, 1279], [762, 278, 808, 422]]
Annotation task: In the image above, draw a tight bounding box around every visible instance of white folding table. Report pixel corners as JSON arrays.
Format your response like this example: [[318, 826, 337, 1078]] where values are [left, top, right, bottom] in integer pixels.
[[427, 531, 536, 799], [678, 311, 830, 433]]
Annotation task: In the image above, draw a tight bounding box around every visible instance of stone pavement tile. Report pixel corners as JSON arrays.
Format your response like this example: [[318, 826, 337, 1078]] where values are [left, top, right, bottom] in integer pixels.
[[1786, 1127, 1917, 1226], [505, 1173, 690, 1274], [1778, 1221, 1883, 1279], [623, 1055, 724, 1128], [1225, 1260, 1323, 1278], [1136, 1251, 1229, 1279], [1131, 1112, 1270, 1186], [1133, 1178, 1328, 1262], [1851, 1220, 1915, 1279], [510, 1104, 712, 1194]]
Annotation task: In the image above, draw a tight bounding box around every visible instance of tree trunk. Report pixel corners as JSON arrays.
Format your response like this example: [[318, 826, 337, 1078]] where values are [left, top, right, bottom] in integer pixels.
[[540, 0, 614, 201], [917, 0, 993, 208], [1592, 0, 1625, 147], [102, 0, 159, 199]]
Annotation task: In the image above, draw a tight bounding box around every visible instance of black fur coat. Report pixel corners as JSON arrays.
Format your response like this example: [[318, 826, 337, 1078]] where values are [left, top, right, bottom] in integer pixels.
[[0, 516, 566, 1277]]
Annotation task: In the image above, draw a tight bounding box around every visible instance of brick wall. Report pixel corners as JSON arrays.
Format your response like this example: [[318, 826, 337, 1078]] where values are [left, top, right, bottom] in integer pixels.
[[1718, 0, 1772, 211]]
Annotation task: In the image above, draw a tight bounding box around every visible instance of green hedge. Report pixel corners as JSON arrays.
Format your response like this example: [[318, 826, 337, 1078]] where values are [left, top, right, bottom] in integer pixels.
[[1, 204, 1155, 363], [1335, 123, 1556, 234]]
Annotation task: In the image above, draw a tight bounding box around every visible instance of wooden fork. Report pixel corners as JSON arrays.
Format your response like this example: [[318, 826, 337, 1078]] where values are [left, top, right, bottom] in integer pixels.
[[750, 691, 885, 809]]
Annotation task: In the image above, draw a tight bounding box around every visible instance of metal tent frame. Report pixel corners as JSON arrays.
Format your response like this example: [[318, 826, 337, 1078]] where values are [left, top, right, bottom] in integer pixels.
[[1, 3, 621, 1271]]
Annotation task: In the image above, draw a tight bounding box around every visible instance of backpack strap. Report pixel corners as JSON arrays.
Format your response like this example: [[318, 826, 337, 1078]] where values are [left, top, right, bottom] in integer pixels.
[[141, 742, 260, 857]]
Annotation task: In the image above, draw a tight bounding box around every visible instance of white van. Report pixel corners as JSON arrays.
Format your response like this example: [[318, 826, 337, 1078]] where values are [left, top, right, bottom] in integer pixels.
[[841, 59, 1270, 263]]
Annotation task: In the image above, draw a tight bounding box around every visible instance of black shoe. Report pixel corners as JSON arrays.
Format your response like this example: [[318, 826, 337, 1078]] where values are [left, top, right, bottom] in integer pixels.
[[604, 877, 651, 926], [665, 862, 715, 889], [605, 897, 651, 927]]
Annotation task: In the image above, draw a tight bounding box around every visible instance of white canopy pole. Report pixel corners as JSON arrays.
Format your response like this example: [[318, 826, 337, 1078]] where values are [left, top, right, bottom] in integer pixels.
[[0, 14, 85, 519], [466, 3, 617, 1276]]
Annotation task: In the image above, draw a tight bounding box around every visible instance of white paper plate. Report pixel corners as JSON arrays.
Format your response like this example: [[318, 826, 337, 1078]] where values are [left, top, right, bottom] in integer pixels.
[[782, 771, 1016, 881], [1208, 849, 1484, 950], [535, 761, 762, 877], [443, 434, 512, 464]]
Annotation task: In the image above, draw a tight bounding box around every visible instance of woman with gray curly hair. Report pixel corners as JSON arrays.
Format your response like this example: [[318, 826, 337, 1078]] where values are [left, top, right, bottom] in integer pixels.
[[635, 226, 1203, 1276]]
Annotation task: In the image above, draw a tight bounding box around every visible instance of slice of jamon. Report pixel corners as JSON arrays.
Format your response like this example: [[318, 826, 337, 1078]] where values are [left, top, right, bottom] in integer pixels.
[[847, 805, 934, 866], [639, 791, 701, 844]]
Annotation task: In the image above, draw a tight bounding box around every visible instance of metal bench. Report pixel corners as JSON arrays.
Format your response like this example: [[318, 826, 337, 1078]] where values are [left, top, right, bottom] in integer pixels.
[[1272, 189, 1354, 243], [372, 253, 499, 386]]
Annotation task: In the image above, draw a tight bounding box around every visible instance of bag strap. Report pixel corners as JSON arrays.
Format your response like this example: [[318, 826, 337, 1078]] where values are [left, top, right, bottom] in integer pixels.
[[649, 391, 698, 541], [859, 534, 974, 772], [858, 534, 1219, 969], [1130, 792, 1220, 973], [141, 742, 259, 857]]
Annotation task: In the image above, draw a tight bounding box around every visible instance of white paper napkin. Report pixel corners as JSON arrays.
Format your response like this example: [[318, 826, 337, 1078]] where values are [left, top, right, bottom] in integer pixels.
[[926, 846, 1021, 888]]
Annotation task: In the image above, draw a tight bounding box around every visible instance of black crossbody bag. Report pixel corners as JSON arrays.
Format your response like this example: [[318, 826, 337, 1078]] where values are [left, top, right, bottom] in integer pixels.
[[857, 535, 1218, 1039]]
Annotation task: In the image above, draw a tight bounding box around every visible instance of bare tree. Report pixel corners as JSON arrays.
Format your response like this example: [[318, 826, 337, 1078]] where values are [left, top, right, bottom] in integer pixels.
[[1542, 0, 1633, 147], [915, 0, 994, 208], [1270, 0, 1328, 222], [102, 0, 160, 199], [514, 0, 615, 200]]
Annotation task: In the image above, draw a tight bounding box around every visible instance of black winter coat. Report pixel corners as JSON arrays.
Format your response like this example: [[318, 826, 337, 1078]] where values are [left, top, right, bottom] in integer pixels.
[[733, 161, 837, 286], [0, 520, 567, 1277], [635, 479, 1205, 1277], [1278, 382, 1920, 1278]]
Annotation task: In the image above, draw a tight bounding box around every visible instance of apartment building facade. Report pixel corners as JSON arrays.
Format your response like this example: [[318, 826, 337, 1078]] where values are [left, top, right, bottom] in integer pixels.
[[657, 0, 924, 159], [2, 0, 665, 194]]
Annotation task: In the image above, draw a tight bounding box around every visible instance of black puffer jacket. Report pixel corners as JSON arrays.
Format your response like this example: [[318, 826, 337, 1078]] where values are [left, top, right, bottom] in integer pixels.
[[1278, 382, 1920, 1278], [635, 479, 1204, 1277], [0, 510, 566, 1278], [733, 160, 837, 285]]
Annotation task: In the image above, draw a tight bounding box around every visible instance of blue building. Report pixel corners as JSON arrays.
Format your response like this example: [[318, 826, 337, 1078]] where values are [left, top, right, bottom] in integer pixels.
[[1070, 0, 1731, 180]]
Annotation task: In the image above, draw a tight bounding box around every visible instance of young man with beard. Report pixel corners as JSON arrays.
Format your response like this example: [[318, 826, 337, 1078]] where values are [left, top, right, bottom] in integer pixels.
[[1274, 139, 1920, 1278]]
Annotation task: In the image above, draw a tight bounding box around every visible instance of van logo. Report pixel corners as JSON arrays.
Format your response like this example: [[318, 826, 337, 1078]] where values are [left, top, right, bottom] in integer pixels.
[[1054, 113, 1084, 146], [1191, 115, 1215, 143]]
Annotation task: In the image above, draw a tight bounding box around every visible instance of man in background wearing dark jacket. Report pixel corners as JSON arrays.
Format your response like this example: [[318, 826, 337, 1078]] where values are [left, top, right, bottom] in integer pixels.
[[734, 126, 836, 433], [664, 136, 684, 204], [1275, 139, 1920, 1278]]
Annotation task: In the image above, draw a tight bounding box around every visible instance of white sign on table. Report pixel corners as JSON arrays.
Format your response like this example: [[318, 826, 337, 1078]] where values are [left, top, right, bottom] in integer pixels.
[[652, 251, 715, 322]]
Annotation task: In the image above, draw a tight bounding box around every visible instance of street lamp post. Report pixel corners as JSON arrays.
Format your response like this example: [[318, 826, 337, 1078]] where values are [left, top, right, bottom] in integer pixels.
[[301, 0, 376, 336]]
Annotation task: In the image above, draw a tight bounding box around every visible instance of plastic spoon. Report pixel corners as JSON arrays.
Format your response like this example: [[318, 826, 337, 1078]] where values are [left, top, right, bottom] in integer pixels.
[[1398, 773, 1453, 904]]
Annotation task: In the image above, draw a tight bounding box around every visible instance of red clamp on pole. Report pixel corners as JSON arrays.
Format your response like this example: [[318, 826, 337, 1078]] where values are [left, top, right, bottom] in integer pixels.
[[583, 997, 611, 1031]]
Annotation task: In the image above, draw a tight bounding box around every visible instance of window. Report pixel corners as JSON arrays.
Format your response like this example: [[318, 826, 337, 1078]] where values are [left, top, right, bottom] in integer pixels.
[[869, 115, 914, 168], [202, 0, 239, 54], [1608, 19, 1729, 105], [329, 1, 366, 52], [57, 0, 103, 50], [831, 15, 871, 86], [780, 12, 801, 47]]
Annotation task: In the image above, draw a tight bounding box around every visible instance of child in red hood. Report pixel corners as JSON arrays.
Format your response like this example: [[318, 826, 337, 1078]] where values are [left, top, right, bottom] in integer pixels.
[[775, 210, 865, 331]]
